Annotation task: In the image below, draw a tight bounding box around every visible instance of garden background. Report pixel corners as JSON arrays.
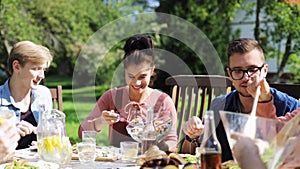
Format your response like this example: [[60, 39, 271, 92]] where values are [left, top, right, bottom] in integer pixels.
[[1, 0, 299, 145]]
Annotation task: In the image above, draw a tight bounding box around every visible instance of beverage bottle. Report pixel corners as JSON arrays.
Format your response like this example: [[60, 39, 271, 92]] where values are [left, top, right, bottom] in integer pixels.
[[141, 106, 157, 154], [200, 110, 222, 169]]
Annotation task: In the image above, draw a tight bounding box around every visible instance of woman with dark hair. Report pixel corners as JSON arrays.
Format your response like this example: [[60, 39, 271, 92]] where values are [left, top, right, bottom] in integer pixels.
[[78, 35, 178, 152]]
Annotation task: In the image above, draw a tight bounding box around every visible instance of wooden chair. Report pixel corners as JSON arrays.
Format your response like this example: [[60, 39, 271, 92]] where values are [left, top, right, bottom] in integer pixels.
[[269, 83, 300, 100], [49, 85, 63, 111], [165, 75, 232, 140]]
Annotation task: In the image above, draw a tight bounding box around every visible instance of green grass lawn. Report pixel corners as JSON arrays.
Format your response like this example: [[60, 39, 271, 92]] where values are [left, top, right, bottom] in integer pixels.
[[45, 75, 110, 146]]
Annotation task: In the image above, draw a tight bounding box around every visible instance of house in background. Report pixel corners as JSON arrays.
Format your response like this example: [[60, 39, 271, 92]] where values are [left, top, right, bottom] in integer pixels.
[[230, 0, 294, 83]]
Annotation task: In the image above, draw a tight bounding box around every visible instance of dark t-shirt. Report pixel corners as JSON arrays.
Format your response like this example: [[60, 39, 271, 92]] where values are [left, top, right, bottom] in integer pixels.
[[16, 108, 37, 149]]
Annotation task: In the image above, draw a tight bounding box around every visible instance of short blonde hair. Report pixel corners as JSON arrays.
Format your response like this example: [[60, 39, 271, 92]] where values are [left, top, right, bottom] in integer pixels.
[[7, 41, 53, 75]]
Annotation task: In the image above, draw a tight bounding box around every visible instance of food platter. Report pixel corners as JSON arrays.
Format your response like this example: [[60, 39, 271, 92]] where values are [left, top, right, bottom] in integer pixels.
[[0, 159, 59, 169]]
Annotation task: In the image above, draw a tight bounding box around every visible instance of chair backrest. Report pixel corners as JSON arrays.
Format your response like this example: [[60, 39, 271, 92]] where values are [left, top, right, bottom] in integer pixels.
[[49, 85, 63, 111], [165, 75, 232, 140], [269, 83, 300, 100]]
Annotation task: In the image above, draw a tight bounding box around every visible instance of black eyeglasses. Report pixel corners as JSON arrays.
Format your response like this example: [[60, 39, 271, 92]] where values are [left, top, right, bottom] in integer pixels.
[[228, 64, 265, 80]]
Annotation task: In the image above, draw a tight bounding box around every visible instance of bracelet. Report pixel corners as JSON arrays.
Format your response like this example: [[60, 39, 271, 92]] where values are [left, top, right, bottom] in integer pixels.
[[93, 118, 101, 132], [258, 96, 273, 103], [185, 135, 199, 144]]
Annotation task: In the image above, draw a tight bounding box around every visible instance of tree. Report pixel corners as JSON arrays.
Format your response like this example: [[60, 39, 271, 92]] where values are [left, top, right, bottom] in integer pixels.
[[251, 0, 300, 82], [156, 0, 300, 83], [0, 0, 148, 84], [156, 0, 241, 75]]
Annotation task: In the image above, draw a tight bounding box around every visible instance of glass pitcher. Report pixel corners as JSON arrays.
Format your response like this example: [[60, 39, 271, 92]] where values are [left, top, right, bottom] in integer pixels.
[[37, 109, 72, 165]]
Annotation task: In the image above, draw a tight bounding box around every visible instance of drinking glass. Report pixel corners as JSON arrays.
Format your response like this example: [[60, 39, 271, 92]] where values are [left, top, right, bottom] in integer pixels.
[[0, 109, 16, 124], [120, 141, 139, 162], [77, 142, 96, 163], [0, 109, 16, 164], [82, 130, 97, 144]]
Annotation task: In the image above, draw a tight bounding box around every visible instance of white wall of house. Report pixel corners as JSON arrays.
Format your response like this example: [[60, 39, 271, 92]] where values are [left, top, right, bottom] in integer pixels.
[[230, 0, 291, 75]]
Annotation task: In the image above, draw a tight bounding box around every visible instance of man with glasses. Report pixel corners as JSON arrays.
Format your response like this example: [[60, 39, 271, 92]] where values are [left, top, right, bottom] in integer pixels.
[[180, 38, 300, 162]]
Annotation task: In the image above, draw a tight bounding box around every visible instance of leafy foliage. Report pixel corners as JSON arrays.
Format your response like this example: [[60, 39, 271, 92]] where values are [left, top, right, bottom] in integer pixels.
[[263, 0, 300, 82], [0, 0, 148, 85], [242, 0, 300, 82], [156, 0, 300, 83], [1, 0, 299, 85], [156, 0, 241, 75]]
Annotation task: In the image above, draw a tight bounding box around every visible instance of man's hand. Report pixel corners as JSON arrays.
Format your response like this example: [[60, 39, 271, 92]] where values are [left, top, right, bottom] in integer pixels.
[[247, 76, 272, 102], [183, 116, 204, 139], [277, 108, 299, 122], [17, 120, 37, 137]]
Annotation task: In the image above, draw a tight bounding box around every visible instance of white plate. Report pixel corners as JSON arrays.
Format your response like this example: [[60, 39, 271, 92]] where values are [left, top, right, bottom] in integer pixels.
[[0, 161, 60, 169], [14, 148, 38, 160]]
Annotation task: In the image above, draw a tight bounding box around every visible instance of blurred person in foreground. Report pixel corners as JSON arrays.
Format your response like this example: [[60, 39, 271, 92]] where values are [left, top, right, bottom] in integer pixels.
[[181, 38, 300, 162], [0, 41, 53, 149], [78, 34, 178, 152], [0, 120, 20, 163], [231, 128, 300, 169]]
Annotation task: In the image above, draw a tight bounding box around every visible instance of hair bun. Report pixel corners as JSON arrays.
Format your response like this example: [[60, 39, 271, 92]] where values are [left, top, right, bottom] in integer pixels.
[[124, 35, 153, 56]]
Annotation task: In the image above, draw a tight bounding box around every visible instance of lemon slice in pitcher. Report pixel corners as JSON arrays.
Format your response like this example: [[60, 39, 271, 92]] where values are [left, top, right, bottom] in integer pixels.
[[51, 136, 63, 148], [43, 136, 63, 152], [0, 117, 5, 125], [44, 137, 54, 152]]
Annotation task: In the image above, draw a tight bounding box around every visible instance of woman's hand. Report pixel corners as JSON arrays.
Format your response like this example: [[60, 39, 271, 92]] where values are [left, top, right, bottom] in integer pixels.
[[183, 116, 204, 139], [16, 120, 37, 137], [0, 121, 20, 160], [101, 110, 120, 125], [88, 110, 119, 132]]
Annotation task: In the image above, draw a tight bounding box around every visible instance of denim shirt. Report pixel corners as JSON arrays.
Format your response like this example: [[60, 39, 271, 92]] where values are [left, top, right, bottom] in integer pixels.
[[211, 87, 300, 117], [209, 87, 300, 162], [0, 80, 53, 124]]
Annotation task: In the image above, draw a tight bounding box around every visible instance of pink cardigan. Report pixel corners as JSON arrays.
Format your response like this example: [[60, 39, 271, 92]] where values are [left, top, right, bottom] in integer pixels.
[[78, 86, 178, 147]]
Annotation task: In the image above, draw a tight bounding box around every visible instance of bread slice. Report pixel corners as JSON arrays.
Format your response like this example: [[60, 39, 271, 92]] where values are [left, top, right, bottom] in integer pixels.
[[168, 153, 188, 165]]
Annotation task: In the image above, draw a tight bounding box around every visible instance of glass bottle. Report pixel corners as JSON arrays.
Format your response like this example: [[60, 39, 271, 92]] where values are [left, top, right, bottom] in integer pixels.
[[141, 106, 157, 154], [200, 110, 222, 169]]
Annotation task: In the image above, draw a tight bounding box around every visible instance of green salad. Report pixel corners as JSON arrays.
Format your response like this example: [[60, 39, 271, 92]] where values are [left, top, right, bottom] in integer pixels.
[[185, 155, 197, 163], [5, 159, 38, 169]]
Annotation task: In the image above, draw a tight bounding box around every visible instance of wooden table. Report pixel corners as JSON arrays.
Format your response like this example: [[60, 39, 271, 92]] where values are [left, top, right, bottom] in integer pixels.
[[0, 148, 140, 169]]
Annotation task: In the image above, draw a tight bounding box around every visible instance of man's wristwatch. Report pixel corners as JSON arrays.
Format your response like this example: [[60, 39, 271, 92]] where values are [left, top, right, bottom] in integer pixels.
[[258, 95, 273, 103], [185, 135, 199, 146]]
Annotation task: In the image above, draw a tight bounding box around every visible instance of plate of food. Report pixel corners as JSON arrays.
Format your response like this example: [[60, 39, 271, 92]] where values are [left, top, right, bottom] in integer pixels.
[[136, 146, 198, 169], [0, 159, 59, 169], [221, 160, 240, 169]]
